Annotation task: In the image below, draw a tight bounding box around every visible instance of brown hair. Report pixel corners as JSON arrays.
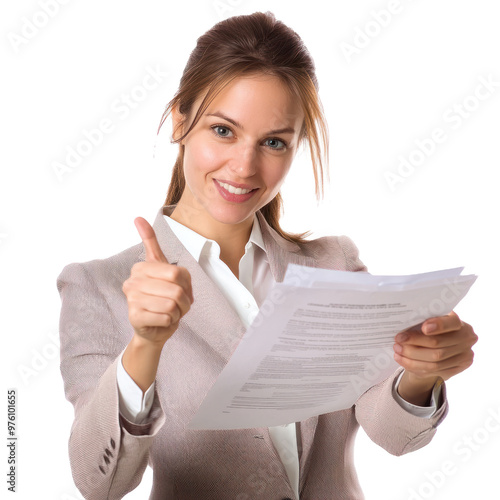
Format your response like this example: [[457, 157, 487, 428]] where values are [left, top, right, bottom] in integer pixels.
[[157, 11, 329, 244]]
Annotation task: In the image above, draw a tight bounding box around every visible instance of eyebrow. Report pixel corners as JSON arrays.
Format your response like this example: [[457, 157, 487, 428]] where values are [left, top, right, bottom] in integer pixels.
[[205, 112, 296, 135]]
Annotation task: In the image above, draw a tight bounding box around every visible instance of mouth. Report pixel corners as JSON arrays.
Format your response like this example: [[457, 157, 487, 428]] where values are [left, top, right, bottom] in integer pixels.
[[213, 179, 259, 202], [214, 179, 258, 194]]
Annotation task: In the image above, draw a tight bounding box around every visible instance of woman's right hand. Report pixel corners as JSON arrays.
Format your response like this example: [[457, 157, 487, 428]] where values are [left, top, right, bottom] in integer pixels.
[[122, 217, 194, 348]]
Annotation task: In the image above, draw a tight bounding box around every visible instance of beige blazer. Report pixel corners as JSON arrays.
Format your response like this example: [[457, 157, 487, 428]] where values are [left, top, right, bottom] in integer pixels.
[[56, 204, 448, 500]]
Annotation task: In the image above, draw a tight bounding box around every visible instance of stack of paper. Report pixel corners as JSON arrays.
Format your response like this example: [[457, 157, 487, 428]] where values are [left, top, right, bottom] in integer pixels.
[[189, 266, 477, 430]]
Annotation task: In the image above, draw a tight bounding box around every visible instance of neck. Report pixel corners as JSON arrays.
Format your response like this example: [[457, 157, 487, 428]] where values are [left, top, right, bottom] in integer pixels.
[[168, 202, 254, 262]]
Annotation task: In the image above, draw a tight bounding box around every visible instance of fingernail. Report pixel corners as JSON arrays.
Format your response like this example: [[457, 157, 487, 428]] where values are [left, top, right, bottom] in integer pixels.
[[393, 343, 403, 354], [423, 322, 437, 334], [397, 333, 408, 343]]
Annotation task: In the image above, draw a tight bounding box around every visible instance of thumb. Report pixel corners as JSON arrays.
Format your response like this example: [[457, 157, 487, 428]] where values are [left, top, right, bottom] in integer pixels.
[[134, 217, 169, 263]]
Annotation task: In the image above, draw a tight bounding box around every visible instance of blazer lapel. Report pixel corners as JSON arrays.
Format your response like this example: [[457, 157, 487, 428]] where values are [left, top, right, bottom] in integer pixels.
[[254, 210, 317, 283]]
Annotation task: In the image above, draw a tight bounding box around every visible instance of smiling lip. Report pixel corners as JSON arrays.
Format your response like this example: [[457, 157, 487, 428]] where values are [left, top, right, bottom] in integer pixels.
[[215, 179, 257, 190], [213, 179, 259, 203]]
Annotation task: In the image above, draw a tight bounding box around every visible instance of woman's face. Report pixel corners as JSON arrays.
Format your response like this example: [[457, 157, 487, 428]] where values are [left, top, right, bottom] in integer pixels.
[[172, 73, 304, 230]]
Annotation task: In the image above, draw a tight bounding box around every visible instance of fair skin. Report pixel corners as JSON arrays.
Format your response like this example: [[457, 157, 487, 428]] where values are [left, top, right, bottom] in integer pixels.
[[394, 312, 477, 405], [121, 72, 478, 410], [169, 73, 304, 277]]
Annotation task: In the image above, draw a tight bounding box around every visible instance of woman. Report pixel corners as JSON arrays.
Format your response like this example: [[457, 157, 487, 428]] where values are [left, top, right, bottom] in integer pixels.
[[57, 11, 477, 499]]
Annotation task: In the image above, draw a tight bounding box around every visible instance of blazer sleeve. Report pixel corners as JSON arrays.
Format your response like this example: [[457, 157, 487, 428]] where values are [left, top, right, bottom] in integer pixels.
[[355, 367, 448, 456], [57, 262, 166, 500]]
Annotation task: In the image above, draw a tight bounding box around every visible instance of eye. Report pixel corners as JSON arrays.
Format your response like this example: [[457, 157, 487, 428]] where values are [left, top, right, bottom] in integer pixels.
[[264, 138, 287, 151], [211, 125, 233, 138]]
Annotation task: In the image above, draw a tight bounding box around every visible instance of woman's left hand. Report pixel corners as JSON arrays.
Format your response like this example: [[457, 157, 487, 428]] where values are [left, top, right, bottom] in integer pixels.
[[393, 311, 478, 384]]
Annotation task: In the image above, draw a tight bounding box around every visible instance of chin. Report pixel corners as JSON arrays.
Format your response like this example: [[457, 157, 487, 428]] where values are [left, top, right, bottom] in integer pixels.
[[209, 205, 255, 225]]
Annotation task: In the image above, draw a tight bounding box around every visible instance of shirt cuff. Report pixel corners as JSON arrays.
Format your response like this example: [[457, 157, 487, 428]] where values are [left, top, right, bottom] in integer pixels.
[[392, 369, 443, 419], [116, 350, 155, 424]]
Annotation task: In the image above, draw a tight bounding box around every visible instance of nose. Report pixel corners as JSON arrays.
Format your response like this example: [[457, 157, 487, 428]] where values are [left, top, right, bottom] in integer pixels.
[[227, 142, 258, 178]]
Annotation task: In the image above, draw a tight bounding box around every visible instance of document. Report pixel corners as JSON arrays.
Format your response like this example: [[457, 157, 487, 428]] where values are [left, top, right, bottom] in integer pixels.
[[188, 265, 477, 430]]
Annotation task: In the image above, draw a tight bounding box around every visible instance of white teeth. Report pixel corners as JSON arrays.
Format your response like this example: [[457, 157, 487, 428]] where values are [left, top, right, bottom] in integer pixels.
[[216, 180, 253, 195]]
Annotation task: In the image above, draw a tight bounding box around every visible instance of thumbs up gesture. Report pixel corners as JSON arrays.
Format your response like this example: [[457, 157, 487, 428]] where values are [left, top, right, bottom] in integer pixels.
[[122, 217, 194, 348]]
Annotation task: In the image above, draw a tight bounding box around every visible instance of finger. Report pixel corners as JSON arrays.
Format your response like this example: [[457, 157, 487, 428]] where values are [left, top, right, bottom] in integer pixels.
[[394, 350, 473, 379], [393, 340, 466, 363], [421, 311, 462, 335], [396, 330, 463, 349], [131, 308, 178, 331], [129, 263, 194, 305], [132, 282, 193, 317], [134, 217, 169, 263]]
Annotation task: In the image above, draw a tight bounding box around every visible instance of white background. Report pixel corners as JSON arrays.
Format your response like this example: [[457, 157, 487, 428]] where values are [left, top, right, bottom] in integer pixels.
[[2, 0, 499, 499]]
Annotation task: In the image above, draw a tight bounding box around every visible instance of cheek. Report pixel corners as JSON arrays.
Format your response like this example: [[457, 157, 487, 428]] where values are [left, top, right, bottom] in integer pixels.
[[267, 164, 290, 190], [184, 141, 222, 181]]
